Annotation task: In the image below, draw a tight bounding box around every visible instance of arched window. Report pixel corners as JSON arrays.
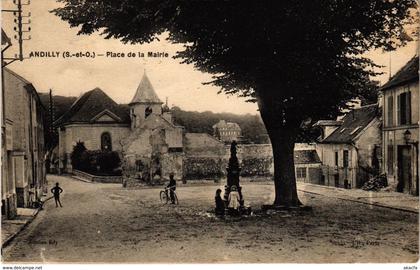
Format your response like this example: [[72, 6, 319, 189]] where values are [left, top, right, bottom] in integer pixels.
[[101, 132, 112, 151], [145, 106, 153, 118]]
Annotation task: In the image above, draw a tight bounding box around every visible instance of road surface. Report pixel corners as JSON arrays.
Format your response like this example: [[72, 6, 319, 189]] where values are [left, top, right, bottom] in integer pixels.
[[2, 175, 418, 263]]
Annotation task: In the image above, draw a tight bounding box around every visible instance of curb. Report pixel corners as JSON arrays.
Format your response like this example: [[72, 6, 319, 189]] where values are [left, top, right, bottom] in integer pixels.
[[2, 208, 40, 249], [298, 189, 418, 214], [71, 175, 93, 183]]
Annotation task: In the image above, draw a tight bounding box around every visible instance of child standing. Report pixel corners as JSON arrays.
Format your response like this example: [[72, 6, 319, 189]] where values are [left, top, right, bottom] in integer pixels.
[[228, 185, 240, 214], [215, 189, 225, 216], [51, 182, 63, 207]]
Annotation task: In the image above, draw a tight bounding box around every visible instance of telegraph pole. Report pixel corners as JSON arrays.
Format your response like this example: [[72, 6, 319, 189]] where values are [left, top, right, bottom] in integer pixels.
[[2, 0, 32, 67]]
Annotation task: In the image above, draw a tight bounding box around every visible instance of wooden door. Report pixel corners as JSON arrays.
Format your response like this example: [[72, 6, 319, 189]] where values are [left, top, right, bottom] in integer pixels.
[[397, 146, 412, 194]]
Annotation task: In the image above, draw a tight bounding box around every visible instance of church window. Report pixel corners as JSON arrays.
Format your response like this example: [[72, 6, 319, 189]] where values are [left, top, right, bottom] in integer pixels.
[[101, 132, 112, 151], [145, 106, 153, 118]]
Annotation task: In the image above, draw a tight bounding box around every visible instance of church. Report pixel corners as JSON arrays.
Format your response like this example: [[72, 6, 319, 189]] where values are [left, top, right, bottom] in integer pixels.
[[55, 72, 227, 181], [55, 73, 275, 182]]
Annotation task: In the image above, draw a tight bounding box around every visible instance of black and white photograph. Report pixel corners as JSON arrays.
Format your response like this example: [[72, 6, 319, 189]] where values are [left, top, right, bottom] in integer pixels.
[[1, 0, 419, 267]]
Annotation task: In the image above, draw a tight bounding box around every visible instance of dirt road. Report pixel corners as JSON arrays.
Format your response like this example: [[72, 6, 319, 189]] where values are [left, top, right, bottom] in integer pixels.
[[2, 175, 418, 263]]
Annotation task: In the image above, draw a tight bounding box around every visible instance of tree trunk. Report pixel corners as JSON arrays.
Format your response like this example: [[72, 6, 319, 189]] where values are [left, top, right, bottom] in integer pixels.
[[269, 128, 301, 206], [256, 91, 302, 207]]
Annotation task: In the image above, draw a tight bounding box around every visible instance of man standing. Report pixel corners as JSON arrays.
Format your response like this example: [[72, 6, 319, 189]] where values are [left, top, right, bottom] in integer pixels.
[[51, 182, 63, 207], [166, 173, 177, 204]]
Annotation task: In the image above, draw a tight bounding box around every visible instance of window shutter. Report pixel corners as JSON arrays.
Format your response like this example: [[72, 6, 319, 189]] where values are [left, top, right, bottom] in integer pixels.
[[397, 94, 401, 125], [387, 96, 393, 126], [406, 91, 411, 124]]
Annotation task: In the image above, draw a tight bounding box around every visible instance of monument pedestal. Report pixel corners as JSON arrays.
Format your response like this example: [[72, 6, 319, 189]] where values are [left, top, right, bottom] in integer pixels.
[[223, 141, 250, 215]]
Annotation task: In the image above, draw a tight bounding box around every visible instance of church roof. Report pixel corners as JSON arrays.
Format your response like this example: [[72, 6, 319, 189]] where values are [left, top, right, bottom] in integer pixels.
[[55, 88, 130, 126], [130, 72, 163, 105]]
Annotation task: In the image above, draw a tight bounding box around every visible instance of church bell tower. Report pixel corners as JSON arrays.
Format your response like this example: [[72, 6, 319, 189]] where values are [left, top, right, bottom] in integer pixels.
[[129, 71, 163, 129]]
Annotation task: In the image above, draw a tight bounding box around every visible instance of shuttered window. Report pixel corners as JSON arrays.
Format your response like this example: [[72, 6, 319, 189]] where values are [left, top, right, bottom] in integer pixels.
[[398, 91, 411, 125], [334, 152, 339, 166], [387, 95, 393, 126], [343, 150, 349, 168]]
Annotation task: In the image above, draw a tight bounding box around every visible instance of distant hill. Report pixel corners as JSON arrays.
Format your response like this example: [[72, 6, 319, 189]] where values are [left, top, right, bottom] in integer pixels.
[[38, 93, 77, 120], [38, 93, 269, 143]]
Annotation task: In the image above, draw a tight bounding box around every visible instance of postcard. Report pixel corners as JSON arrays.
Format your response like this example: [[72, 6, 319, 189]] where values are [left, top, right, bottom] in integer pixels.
[[1, 0, 419, 268]]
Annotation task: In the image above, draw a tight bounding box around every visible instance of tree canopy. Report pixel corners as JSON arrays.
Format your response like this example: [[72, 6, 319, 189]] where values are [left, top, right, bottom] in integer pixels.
[[54, 0, 415, 122], [54, 0, 416, 206]]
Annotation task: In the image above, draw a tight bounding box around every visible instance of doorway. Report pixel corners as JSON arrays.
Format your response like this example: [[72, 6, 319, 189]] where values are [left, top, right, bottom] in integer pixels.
[[397, 145, 412, 194]]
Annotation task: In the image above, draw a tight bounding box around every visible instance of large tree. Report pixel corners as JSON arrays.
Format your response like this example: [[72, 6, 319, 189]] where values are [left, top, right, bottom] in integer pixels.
[[54, 0, 416, 206]]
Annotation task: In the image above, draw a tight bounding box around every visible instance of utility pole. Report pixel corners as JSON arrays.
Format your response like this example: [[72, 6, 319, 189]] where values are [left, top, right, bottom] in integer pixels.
[[2, 0, 32, 130], [2, 0, 32, 67]]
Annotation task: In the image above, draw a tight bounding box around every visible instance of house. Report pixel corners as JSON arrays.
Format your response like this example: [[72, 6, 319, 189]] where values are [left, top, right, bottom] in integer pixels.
[[212, 120, 242, 143], [2, 67, 47, 215], [381, 56, 419, 195], [315, 104, 382, 188], [1, 30, 16, 219], [294, 144, 322, 184]]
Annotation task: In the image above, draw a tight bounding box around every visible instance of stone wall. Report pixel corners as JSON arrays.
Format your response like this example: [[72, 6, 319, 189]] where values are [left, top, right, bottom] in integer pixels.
[[237, 144, 274, 176], [183, 139, 274, 179], [183, 157, 223, 179], [73, 169, 123, 183]]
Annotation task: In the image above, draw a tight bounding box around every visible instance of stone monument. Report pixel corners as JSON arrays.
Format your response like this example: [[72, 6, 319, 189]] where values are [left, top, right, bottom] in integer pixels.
[[223, 141, 244, 206]]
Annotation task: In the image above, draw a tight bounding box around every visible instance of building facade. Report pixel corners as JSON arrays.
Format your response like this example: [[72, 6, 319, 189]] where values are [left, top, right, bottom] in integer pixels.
[[381, 56, 419, 195], [294, 144, 322, 184], [1, 29, 17, 219], [212, 120, 242, 143], [315, 104, 382, 189], [2, 68, 47, 216]]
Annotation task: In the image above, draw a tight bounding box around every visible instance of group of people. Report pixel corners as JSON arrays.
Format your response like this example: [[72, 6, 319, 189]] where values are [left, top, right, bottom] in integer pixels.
[[50, 176, 243, 216], [165, 174, 242, 216], [215, 185, 241, 217]]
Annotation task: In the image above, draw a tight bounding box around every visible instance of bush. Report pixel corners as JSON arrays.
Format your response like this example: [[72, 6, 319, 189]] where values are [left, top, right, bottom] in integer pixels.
[[96, 151, 121, 173], [70, 141, 87, 171], [70, 143, 121, 176]]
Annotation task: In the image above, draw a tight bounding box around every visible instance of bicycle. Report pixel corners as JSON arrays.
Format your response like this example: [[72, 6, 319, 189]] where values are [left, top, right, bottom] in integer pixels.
[[160, 187, 179, 205]]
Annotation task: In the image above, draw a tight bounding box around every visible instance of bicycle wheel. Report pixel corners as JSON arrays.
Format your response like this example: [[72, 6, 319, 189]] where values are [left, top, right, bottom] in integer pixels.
[[173, 192, 179, 205], [160, 190, 168, 204]]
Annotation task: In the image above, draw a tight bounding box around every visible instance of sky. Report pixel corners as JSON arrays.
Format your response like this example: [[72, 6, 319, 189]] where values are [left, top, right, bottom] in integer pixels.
[[1, 0, 418, 115]]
